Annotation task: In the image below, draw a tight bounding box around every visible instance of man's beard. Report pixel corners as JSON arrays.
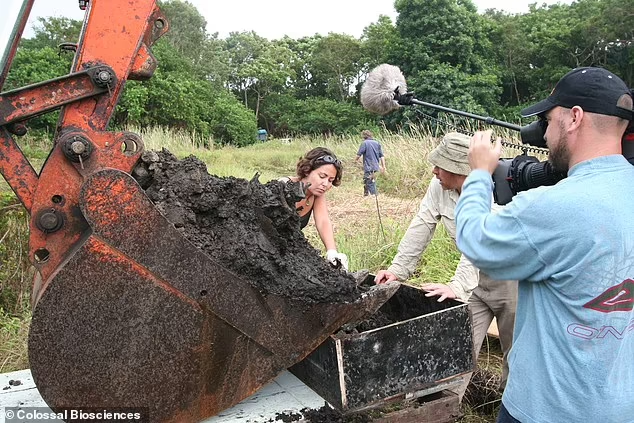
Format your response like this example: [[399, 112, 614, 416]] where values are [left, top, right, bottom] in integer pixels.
[[548, 124, 571, 173]]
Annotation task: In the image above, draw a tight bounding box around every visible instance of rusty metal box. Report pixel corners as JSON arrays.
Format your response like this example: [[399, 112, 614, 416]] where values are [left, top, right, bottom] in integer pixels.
[[289, 282, 474, 412]]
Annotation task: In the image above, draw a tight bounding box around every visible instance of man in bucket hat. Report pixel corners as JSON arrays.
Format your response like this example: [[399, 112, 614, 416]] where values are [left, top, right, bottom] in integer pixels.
[[456, 67, 634, 422], [375, 131, 518, 402]]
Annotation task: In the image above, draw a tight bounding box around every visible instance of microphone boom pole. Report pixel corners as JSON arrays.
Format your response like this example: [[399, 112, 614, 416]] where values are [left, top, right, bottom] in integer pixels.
[[360, 63, 521, 132], [400, 95, 522, 132]]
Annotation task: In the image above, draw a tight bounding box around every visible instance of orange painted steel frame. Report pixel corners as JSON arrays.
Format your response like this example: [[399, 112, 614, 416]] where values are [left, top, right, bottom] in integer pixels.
[[0, 0, 168, 301]]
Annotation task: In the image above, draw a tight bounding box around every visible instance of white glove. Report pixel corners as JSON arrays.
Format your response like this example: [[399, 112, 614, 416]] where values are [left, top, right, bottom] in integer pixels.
[[326, 249, 349, 271]]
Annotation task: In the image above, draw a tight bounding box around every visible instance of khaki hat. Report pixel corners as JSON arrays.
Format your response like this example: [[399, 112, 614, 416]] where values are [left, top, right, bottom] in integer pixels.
[[428, 132, 471, 176]]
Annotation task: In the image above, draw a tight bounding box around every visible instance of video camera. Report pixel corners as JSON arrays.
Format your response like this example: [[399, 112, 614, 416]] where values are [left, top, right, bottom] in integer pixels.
[[491, 119, 565, 205], [397, 91, 634, 205]]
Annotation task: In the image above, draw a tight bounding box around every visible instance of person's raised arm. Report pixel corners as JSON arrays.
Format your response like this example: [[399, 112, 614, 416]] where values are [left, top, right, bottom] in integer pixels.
[[312, 195, 335, 250], [313, 195, 348, 270], [376, 181, 441, 283]]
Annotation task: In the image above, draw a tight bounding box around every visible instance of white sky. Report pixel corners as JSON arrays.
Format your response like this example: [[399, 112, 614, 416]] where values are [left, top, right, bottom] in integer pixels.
[[12, 0, 575, 41]]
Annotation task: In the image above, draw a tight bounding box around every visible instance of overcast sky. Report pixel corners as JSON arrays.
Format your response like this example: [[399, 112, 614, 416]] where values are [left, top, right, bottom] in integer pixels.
[[13, 0, 575, 41]]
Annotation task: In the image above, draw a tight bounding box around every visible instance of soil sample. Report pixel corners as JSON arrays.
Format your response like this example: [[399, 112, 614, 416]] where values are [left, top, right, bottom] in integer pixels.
[[133, 149, 363, 304], [338, 310, 395, 335], [275, 404, 374, 422], [301, 405, 373, 423]]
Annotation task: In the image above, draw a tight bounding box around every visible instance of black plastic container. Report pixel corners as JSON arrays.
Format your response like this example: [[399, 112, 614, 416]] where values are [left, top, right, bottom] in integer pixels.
[[290, 282, 474, 412]]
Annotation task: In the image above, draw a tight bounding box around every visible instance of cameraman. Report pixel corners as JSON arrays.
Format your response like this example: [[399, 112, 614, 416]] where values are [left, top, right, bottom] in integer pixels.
[[455, 67, 634, 422]]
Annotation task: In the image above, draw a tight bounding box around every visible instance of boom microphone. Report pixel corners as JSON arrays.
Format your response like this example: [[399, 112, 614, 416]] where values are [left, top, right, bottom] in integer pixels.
[[361, 63, 522, 132], [360, 64, 407, 115]]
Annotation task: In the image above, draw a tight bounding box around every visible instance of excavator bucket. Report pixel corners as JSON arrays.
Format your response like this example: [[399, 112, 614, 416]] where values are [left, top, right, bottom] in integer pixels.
[[28, 169, 399, 422], [0, 1, 399, 421]]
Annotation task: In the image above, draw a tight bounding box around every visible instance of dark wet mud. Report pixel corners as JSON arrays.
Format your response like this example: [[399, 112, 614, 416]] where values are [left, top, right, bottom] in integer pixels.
[[133, 149, 363, 304]]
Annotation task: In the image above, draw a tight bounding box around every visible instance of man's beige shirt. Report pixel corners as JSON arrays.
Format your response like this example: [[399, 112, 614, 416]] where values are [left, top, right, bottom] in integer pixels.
[[387, 177, 478, 301]]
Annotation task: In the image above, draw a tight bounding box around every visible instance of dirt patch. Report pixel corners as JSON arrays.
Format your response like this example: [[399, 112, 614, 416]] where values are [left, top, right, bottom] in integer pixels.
[[275, 404, 373, 422], [2, 379, 22, 390], [275, 410, 303, 422], [326, 191, 419, 230], [133, 149, 364, 304]]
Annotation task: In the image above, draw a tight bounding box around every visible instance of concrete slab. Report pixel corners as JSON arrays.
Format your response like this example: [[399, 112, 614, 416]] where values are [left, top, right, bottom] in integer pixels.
[[0, 369, 326, 423]]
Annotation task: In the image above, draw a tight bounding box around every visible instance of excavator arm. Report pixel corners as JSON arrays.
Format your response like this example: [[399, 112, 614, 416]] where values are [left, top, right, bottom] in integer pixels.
[[0, 1, 397, 421]]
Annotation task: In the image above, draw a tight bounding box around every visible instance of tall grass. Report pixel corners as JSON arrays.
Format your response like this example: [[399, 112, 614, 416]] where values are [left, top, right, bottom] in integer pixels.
[[0, 191, 33, 373], [0, 194, 32, 313], [0, 311, 30, 373]]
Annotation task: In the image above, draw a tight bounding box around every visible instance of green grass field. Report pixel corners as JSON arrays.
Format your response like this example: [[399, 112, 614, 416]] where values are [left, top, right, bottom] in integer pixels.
[[0, 126, 502, 421]]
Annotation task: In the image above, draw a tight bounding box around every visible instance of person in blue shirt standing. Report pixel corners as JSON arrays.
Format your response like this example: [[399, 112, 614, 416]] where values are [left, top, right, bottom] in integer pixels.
[[455, 67, 634, 423], [355, 130, 386, 196]]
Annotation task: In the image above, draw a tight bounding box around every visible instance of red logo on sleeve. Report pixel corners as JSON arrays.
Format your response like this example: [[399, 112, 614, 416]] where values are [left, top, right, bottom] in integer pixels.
[[584, 279, 634, 313]]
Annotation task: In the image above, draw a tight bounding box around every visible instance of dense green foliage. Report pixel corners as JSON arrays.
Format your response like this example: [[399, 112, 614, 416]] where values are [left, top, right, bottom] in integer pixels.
[[4, 0, 633, 144]]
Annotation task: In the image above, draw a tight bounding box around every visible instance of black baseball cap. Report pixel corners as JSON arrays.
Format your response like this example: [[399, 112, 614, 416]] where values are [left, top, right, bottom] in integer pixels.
[[521, 67, 633, 120]]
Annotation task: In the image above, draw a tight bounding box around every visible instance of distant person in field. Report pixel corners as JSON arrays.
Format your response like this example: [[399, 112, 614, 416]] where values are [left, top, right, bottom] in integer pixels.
[[280, 147, 348, 270], [375, 132, 517, 402], [456, 68, 634, 422], [355, 130, 386, 196]]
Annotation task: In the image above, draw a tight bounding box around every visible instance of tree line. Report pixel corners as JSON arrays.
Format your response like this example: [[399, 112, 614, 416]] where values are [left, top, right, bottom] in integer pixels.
[[5, 0, 632, 146]]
